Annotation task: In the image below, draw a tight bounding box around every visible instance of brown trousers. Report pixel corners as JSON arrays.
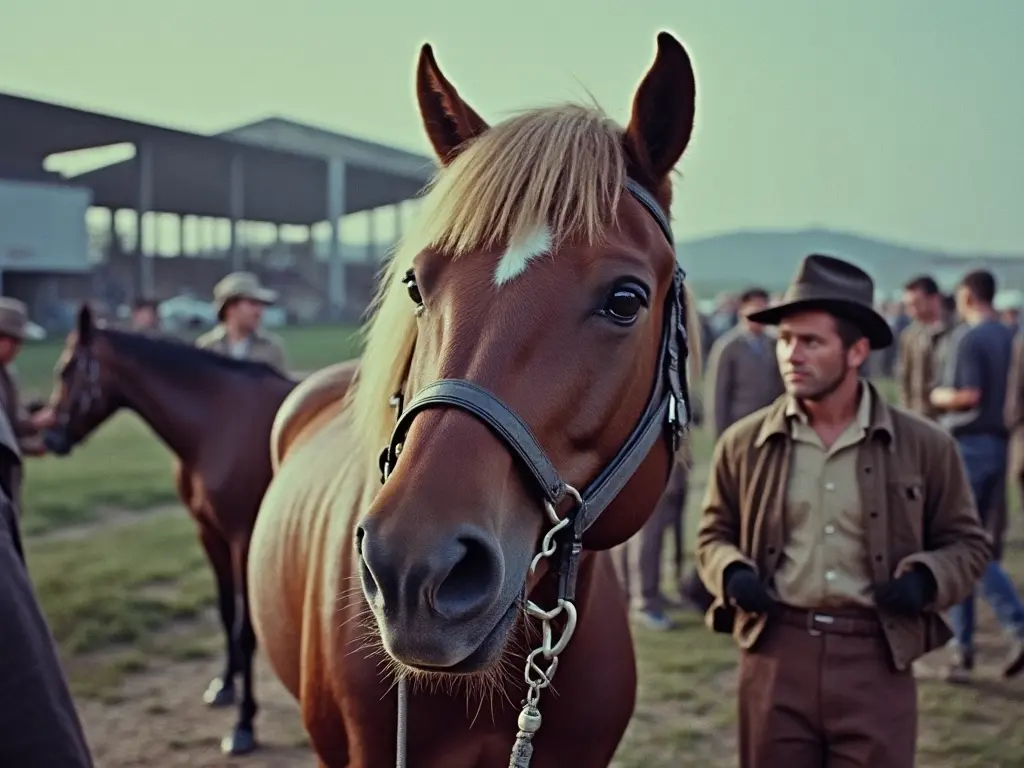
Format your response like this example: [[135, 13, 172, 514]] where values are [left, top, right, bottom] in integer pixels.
[[613, 461, 688, 612], [739, 606, 917, 768]]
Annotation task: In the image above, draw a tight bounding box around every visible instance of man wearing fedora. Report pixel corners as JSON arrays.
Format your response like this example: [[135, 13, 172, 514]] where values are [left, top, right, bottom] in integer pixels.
[[196, 272, 287, 373], [696, 254, 990, 767]]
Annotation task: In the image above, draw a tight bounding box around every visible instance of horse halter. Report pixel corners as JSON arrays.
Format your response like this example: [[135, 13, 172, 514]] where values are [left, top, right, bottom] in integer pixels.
[[44, 347, 102, 455], [378, 177, 692, 768]]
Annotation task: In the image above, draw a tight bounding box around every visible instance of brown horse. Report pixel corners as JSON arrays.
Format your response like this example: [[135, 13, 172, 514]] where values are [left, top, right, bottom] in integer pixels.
[[42, 304, 296, 757], [249, 32, 701, 767]]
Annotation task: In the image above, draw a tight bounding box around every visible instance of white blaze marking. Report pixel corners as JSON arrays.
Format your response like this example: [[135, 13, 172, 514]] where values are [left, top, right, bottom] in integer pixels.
[[493, 226, 552, 286]]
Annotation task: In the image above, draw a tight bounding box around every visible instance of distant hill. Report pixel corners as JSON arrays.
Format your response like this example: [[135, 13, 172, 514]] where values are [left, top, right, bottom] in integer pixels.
[[676, 228, 1024, 299]]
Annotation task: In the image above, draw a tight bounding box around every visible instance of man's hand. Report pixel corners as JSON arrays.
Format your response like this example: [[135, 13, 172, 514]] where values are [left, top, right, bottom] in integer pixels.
[[873, 568, 937, 616], [28, 406, 56, 432], [724, 564, 775, 614]]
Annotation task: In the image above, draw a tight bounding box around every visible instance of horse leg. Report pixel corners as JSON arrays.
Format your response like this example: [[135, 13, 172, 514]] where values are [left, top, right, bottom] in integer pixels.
[[220, 538, 259, 756], [197, 523, 238, 708]]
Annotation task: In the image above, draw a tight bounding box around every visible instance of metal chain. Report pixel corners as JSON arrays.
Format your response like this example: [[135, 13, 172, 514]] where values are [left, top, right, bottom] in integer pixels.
[[508, 485, 582, 768]]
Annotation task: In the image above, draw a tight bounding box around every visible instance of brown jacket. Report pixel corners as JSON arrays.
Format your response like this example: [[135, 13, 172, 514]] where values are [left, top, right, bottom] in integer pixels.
[[195, 325, 287, 373], [704, 325, 785, 438], [695, 381, 991, 671], [896, 319, 953, 419]]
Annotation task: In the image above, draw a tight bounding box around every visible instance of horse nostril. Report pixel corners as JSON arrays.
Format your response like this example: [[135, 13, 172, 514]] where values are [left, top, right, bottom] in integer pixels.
[[431, 530, 502, 622]]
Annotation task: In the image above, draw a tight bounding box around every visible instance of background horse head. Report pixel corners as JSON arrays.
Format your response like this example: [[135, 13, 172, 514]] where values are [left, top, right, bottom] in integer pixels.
[[347, 32, 700, 678], [42, 301, 296, 756]]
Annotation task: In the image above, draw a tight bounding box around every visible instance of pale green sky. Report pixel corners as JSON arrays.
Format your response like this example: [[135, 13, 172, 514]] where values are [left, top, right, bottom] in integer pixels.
[[1, 0, 1021, 254]]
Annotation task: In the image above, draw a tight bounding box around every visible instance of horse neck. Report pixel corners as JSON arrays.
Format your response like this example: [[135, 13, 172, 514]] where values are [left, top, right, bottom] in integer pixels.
[[105, 346, 228, 465]]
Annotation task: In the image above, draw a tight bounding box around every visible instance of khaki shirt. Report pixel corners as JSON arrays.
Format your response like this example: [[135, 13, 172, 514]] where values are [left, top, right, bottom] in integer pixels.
[[704, 324, 785, 439], [896, 318, 953, 420], [772, 386, 873, 608], [195, 325, 287, 373], [695, 380, 991, 671]]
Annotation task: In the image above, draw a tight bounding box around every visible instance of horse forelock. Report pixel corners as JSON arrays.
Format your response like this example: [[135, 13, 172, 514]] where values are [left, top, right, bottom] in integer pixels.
[[343, 103, 702, 462]]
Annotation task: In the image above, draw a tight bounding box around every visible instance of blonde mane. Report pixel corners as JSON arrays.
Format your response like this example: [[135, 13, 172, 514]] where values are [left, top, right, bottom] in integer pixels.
[[342, 103, 701, 460]]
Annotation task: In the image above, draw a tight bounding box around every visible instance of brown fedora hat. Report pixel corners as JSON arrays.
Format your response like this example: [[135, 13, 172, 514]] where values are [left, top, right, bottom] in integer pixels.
[[746, 253, 893, 349]]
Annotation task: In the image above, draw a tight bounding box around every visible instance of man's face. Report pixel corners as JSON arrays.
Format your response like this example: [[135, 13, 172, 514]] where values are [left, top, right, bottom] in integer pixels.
[[902, 289, 930, 323], [740, 296, 768, 333], [776, 310, 867, 401], [132, 307, 157, 330], [227, 298, 264, 331], [0, 336, 21, 365]]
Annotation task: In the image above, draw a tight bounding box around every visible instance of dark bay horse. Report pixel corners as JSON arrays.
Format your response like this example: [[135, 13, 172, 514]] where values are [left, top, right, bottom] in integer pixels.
[[248, 32, 701, 767], [42, 304, 296, 756]]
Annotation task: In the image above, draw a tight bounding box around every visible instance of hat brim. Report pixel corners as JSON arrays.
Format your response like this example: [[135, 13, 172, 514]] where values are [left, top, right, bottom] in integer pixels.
[[215, 288, 279, 320], [746, 298, 893, 350]]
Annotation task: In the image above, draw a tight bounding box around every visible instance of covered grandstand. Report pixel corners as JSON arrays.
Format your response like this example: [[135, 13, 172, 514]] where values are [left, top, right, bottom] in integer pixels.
[[0, 90, 437, 327]]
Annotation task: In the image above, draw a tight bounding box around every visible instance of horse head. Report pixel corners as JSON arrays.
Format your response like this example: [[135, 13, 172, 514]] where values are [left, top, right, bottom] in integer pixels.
[[351, 32, 700, 677], [42, 303, 119, 455]]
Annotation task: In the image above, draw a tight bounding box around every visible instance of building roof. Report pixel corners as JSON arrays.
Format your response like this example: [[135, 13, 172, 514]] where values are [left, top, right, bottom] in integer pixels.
[[0, 91, 437, 225]]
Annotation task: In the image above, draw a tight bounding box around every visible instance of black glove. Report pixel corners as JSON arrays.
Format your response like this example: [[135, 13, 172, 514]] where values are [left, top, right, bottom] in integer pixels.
[[873, 567, 936, 616], [724, 564, 774, 614]]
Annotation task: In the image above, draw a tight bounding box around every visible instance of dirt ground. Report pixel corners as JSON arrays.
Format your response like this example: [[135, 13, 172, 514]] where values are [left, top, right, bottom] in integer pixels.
[[75, 648, 315, 768]]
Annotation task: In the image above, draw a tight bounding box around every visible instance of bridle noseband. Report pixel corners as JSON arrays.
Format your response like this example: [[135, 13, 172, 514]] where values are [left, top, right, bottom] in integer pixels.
[[377, 177, 692, 768]]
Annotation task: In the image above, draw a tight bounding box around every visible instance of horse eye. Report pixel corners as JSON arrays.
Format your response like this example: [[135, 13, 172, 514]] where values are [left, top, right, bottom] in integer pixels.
[[602, 285, 648, 325], [401, 269, 423, 307]]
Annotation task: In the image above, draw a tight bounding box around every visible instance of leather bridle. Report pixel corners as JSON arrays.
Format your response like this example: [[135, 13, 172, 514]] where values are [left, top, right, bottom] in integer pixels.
[[375, 177, 692, 768], [379, 177, 691, 600]]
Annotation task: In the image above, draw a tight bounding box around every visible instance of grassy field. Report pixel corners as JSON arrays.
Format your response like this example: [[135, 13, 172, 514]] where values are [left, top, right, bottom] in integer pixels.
[[15, 324, 1024, 766]]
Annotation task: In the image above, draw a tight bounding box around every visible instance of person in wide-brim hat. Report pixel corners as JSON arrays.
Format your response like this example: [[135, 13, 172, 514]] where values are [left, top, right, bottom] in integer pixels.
[[212, 271, 278, 322], [746, 253, 893, 350], [0, 298, 45, 343]]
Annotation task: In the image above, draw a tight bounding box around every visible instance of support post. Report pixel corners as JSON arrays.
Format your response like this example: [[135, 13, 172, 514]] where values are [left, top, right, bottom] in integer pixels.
[[228, 153, 245, 271], [137, 142, 154, 299], [326, 158, 346, 321]]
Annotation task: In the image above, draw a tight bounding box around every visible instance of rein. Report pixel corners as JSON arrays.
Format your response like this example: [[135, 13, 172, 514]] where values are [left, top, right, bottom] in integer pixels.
[[378, 177, 691, 767]]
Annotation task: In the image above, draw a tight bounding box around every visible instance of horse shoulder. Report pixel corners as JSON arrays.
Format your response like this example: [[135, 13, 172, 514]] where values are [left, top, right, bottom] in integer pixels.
[[271, 360, 358, 471]]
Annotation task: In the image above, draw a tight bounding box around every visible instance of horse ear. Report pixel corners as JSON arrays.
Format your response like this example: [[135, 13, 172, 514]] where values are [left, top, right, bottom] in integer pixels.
[[76, 302, 93, 344], [624, 32, 697, 191], [416, 43, 489, 166]]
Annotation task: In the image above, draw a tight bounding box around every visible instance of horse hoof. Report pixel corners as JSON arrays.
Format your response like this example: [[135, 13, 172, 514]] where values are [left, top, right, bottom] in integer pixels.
[[202, 677, 235, 708], [221, 726, 258, 755]]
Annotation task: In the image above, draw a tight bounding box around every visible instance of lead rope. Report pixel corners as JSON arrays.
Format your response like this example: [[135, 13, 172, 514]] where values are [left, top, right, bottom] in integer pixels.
[[396, 676, 408, 768]]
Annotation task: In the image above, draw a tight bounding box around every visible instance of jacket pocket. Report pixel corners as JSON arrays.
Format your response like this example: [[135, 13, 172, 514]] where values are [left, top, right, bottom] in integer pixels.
[[887, 474, 925, 557]]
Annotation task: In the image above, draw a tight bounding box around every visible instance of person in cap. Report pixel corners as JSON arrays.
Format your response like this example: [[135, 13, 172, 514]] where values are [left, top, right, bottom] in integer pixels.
[[0, 298, 56, 509], [195, 272, 287, 373], [695, 254, 990, 767]]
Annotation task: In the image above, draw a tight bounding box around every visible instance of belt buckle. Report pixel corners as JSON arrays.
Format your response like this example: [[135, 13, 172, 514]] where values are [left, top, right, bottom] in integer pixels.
[[807, 611, 834, 637]]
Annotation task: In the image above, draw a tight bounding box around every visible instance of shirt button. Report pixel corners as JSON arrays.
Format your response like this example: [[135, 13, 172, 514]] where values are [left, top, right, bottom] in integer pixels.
[[824, 524, 835, 535], [825, 570, 836, 581], [825, 482, 835, 491]]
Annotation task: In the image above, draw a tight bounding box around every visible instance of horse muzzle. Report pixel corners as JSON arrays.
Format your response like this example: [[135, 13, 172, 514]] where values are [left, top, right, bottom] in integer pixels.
[[356, 515, 526, 672], [42, 428, 73, 456]]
